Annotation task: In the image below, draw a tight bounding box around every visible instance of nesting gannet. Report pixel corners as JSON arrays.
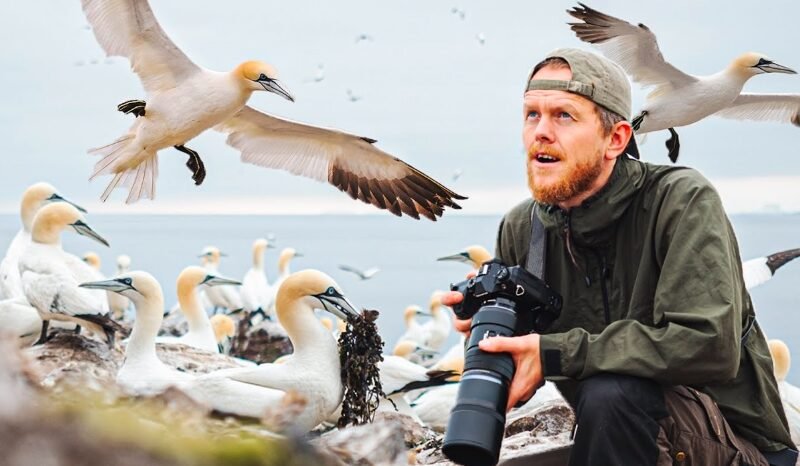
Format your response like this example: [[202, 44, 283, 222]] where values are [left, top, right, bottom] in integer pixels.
[[108, 254, 132, 320], [378, 355, 457, 423], [430, 334, 465, 381], [210, 314, 236, 354], [411, 383, 460, 432], [768, 340, 800, 444], [156, 266, 241, 353], [18, 203, 120, 345], [418, 291, 452, 352], [81, 271, 193, 394], [743, 248, 800, 290], [567, 3, 799, 162], [81, 0, 465, 219], [265, 248, 303, 318], [395, 305, 431, 348], [338, 264, 380, 281], [240, 238, 275, 318], [437, 244, 492, 269], [181, 270, 359, 430], [393, 339, 438, 366], [0, 182, 86, 300], [199, 247, 242, 314], [0, 297, 44, 347], [81, 252, 102, 270]]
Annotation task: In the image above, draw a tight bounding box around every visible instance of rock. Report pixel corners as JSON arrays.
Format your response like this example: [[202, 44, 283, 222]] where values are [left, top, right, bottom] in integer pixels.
[[374, 411, 438, 448], [230, 319, 293, 364], [159, 311, 188, 337], [156, 343, 249, 374], [314, 418, 408, 466], [25, 332, 124, 390]]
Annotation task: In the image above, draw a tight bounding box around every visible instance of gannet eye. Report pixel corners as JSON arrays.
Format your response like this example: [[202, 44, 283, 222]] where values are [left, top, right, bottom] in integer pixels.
[[326, 287, 335, 296], [118, 277, 132, 286], [258, 73, 269, 81]]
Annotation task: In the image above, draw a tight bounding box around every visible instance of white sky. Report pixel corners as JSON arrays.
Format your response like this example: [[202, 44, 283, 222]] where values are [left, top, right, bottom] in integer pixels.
[[1, 0, 798, 215]]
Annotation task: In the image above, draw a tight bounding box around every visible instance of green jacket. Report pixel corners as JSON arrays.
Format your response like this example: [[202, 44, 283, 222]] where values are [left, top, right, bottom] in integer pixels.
[[495, 155, 794, 452]]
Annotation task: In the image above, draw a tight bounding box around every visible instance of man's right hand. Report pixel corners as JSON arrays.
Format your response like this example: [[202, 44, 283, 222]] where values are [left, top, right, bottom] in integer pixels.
[[442, 290, 471, 337]]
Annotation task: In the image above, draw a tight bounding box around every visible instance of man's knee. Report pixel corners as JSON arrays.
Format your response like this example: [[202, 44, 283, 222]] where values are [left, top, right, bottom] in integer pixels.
[[574, 373, 667, 423]]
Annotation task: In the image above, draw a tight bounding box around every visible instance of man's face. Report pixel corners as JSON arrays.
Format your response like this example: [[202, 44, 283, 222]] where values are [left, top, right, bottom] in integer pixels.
[[523, 66, 609, 206]]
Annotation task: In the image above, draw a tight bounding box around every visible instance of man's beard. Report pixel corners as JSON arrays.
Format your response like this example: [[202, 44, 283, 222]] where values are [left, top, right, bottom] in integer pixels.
[[527, 145, 604, 206]]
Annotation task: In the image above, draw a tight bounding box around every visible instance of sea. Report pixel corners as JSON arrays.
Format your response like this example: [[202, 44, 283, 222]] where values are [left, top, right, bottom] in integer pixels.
[[1, 213, 799, 384]]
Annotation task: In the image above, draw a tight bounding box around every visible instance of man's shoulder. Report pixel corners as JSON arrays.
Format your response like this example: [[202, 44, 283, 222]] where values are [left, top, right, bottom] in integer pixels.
[[502, 198, 535, 228], [641, 162, 719, 200]]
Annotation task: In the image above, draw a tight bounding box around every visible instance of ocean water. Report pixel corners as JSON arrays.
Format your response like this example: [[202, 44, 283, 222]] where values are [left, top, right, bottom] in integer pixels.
[[1, 213, 798, 384]]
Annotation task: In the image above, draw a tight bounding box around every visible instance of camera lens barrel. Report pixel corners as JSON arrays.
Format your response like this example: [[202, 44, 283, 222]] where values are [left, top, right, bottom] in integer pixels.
[[442, 299, 518, 466]]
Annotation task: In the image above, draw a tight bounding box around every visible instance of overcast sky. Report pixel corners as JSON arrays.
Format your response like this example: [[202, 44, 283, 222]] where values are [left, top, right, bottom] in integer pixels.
[[1, 0, 798, 215]]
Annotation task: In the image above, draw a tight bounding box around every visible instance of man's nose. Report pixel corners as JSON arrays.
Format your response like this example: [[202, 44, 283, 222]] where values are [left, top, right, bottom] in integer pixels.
[[533, 116, 556, 144]]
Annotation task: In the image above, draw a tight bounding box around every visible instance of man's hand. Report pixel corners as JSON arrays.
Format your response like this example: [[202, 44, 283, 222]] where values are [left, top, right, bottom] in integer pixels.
[[479, 333, 544, 412], [443, 271, 475, 337]]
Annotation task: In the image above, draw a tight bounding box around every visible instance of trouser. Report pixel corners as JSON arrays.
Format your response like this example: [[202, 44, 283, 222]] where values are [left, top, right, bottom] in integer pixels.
[[567, 373, 794, 466]]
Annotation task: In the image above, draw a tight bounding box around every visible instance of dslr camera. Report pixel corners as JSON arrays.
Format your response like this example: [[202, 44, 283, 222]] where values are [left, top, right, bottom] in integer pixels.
[[442, 260, 562, 466]]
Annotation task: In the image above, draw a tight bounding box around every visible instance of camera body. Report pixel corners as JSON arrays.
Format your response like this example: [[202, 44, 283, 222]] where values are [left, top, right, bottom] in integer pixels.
[[442, 260, 562, 466]]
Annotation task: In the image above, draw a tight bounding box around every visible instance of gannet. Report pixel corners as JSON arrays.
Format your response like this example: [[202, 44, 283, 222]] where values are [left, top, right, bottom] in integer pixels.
[[0, 297, 44, 347], [156, 266, 241, 353], [81, 252, 102, 271], [430, 334, 465, 381], [768, 340, 800, 444], [567, 3, 799, 162], [395, 305, 431, 348], [411, 383, 460, 432], [418, 291, 452, 352], [265, 248, 303, 318], [81, 0, 465, 219], [378, 355, 457, 423], [181, 270, 360, 430], [108, 254, 132, 320], [0, 182, 86, 300], [451, 7, 466, 20], [393, 339, 438, 366], [437, 244, 492, 269], [18, 203, 120, 345], [742, 248, 800, 290], [210, 314, 236, 354], [338, 264, 381, 281], [240, 238, 275, 319], [199, 246, 242, 314], [81, 271, 193, 395]]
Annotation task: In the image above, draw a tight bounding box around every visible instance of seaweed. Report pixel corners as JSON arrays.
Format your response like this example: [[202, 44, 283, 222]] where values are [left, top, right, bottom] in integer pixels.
[[337, 309, 384, 428]]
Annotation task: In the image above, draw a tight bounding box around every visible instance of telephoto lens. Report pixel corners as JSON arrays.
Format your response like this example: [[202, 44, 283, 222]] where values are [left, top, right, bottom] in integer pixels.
[[442, 297, 518, 466]]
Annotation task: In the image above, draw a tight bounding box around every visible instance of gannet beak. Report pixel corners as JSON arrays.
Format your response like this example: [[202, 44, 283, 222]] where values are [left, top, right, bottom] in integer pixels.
[[201, 274, 241, 287], [70, 220, 110, 247], [314, 287, 360, 321], [47, 193, 88, 213], [266, 243, 276, 249], [294, 252, 304, 258], [416, 310, 432, 317], [219, 252, 228, 257], [259, 78, 295, 102], [80, 277, 136, 294], [755, 60, 797, 74], [415, 346, 438, 358], [436, 252, 472, 264]]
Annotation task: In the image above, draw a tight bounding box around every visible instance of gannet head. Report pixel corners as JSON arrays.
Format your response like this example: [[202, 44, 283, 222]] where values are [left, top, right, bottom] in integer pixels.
[[210, 314, 236, 343], [393, 340, 437, 359], [731, 53, 797, 78], [437, 245, 492, 268], [234, 60, 294, 102], [82, 252, 102, 271], [80, 271, 162, 306], [253, 237, 275, 253], [31, 202, 109, 247], [178, 265, 241, 293], [768, 339, 791, 382], [429, 290, 447, 314], [117, 254, 132, 273], [403, 305, 430, 325], [278, 269, 359, 322], [20, 182, 86, 233], [278, 247, 303, 274], [198, 246, 225, 267]]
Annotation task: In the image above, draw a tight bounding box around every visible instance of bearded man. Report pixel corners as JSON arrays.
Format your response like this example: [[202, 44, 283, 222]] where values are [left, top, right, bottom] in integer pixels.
[[444, 49, 796, 466]]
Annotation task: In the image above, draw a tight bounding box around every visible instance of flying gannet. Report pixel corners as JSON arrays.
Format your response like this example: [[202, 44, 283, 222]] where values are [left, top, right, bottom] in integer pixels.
[[180, 270, 360, 430], [0, 183, 86, 301], [567, 3, 799, 162], [19, 203, 121, 346], [742, 248, 800, 290], [81, 0, 465, 219], [240, 238, 275, 319], [338, 264, 380, 281]]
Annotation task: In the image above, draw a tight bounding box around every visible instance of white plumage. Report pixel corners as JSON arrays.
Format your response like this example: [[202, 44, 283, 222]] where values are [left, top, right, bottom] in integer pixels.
[[240, 238, 274, 315], [200, 246, 242, 314], [742, 248, 800, 290]]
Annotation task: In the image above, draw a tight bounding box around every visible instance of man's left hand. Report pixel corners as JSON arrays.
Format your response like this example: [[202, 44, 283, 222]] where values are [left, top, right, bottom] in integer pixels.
[[479, 333, 544, 412]]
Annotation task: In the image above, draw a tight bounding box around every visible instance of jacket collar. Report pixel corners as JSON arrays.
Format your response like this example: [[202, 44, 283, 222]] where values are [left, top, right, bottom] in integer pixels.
[[536, 155, 646, 247]]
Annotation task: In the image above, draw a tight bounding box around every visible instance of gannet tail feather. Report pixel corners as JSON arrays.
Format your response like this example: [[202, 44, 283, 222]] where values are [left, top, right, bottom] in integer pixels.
[[89, 134, 135, 179], [98, 154, 158, 203]]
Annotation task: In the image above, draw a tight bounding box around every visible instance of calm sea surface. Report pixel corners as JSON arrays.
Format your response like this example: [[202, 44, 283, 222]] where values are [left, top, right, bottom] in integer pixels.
[[1, 213, 798, 384]]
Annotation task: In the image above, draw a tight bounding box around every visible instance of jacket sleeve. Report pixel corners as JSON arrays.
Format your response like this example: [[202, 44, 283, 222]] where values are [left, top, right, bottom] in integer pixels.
[[539, 174, 744, 385]]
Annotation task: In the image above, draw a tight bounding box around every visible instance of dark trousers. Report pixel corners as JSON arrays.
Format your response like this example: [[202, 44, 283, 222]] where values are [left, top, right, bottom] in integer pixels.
[[568, 373, 777, 466]]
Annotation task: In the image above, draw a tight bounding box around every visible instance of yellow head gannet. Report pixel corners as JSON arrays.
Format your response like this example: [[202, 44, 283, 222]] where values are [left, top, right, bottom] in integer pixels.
[[265, 248, 303, 318], [419, 291, 452, 352], [378, 355, 457, 424], [395, 305, 431, 349], [0, 182, 86, 301], [19, 203, 120, 346], [240, 238, 275, 317], [156, 266, 241, 353], [82, 252, 102, 271], [108, 254, 132, 320], [742, 248, 800, 290], [181, 270, 360, 430], [81, 271, 193, 394], [392, 339, 438, 366], [768, 339, 800, 444], [567, 3, 799, 162], [81, 0, 464, 218], [436, 245, 492, 269], [198, 246, 242, 314], [210, 314, 236, 354], [430, 334, 465, 382]]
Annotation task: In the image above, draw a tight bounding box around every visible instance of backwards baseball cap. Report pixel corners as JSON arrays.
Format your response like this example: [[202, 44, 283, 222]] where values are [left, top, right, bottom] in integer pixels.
[[525, 48, 639, 159]]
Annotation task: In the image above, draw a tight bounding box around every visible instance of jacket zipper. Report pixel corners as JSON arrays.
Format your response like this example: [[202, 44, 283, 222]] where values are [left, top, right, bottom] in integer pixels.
[[562, 212, 591, 287], [595, 251, 611, 324]]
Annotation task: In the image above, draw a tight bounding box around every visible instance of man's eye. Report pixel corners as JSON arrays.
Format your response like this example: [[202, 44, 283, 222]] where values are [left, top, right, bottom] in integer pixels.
[[526, 111, 539, 119], [558, 111, 573, 120]]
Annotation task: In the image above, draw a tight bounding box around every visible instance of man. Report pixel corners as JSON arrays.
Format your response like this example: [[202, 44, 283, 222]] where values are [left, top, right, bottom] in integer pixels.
[[443, 48, 796, 465]]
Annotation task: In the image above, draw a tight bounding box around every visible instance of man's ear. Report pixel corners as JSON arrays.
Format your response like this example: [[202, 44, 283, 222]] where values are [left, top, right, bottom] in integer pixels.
[[606, 121, 633, 160]]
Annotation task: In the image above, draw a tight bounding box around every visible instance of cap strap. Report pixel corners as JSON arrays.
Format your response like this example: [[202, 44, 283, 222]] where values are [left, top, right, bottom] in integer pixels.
[[526, 79, 594, 98]]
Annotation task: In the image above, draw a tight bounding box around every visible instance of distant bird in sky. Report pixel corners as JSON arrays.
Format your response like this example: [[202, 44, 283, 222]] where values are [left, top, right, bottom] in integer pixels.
[[355, 33, 374, 43], [742, 247, 800, 290], [567, 3, 799, 163], [338, 264, 380, 281], [346, 88, 362, 103], [305, 63, 325, 84], [450, 7, 466, 20], [80, 0, 465, 220], [475, 32, 486, 46], [451, 168, 463, 182]]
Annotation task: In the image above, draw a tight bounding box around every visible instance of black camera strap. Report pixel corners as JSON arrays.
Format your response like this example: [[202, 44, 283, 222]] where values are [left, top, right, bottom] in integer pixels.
[[526, 203, 546, 280]]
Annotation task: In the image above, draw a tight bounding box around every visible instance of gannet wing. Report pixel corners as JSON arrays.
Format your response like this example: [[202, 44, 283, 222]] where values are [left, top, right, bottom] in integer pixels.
[[338, 264, 364, 278], [81, 0, 200, 94], [567, 4, 696, 92], [715, 94, 800, 125], [742, 257, 771, 290], [379, 356, 429, 394], [215, 106, 467, 221], [21, 271, 105, 317]]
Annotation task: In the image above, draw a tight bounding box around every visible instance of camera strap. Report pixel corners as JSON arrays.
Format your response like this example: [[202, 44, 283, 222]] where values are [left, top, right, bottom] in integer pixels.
[[526, 203, 546, 280]]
